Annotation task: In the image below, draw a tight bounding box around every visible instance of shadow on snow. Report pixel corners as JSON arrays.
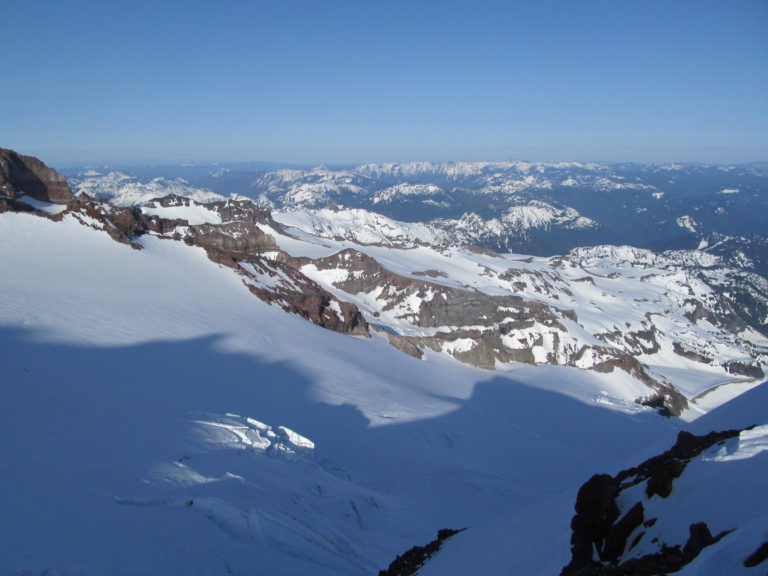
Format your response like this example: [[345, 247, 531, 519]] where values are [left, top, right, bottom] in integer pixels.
[[0, 326, 677, 575]]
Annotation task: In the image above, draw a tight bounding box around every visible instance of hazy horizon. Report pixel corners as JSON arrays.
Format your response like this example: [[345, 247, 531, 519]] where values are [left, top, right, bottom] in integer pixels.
[[41, 150, 768, 170], [3, 0, 767, 167]]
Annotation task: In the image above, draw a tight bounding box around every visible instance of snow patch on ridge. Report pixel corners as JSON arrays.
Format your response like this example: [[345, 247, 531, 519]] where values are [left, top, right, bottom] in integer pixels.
[[141, 203, 223, 225], [702, 425, 768, 462]]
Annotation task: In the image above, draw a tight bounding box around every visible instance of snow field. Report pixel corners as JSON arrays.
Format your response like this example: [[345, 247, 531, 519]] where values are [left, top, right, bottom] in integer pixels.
[[0, 209, 686, 575], [273, 219, 765, 408], [2, 202, 766, 575]]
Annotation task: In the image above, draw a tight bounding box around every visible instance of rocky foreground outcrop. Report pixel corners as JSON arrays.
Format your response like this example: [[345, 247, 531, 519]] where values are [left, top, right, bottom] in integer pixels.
[[561, 428, 750, 575], [0, 148, 73, 204], [378, 528, 465, 576]]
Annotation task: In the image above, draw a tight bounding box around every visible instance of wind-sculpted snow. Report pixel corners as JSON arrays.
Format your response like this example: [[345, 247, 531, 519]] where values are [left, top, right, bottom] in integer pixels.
[[2, 317, 684, 576], [192, 413, 315, 457]]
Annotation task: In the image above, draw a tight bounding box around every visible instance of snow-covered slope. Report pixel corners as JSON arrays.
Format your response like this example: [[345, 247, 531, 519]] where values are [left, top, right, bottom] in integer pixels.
[[273, 202, 599, 250], [1, 205, 687, 576], [273, 217, 766, 417], [417, 382, 768, 576], [274, 207, 445, 247], [2, 157, 766, 575], [272, 208, 768, 394]]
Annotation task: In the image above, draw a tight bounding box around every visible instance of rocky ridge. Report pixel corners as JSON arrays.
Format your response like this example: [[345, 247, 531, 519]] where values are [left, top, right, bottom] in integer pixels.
[[378, 528, 465, 576], [5, 186, 367, 337], [6, 184, 766, 415], [0, 147, 73, 205], [299, 240, 767, 416], [69, 159, 768, 258], [561, 427, 759, 575], [5, 149, 767, 416]]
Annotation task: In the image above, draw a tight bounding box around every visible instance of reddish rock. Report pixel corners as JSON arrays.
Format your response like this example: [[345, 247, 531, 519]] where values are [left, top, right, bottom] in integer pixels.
[[0, 148, 73, 204]]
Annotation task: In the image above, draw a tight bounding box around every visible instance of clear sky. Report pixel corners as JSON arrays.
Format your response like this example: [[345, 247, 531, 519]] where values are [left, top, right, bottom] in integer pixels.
[[2, 0, 767, 166]]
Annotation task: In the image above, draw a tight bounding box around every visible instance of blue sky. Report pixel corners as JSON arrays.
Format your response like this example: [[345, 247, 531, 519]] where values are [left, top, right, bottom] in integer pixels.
[[2, 0, 766, 165]]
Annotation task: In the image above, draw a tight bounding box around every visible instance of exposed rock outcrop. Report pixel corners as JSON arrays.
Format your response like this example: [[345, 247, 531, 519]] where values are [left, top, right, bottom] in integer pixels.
[[378, 528, 465, 576], [561, 428, 744, 575], [304, 247, 687, 414], [0, 197, 39, 214], [184, 222, 279, 256], [0, 148, 73, 203], [234, 258, 368, 337], [143, 199, 369, 337], [725, 360, 765, 379], [44, 192, 369, 337], [744, 540, 768, 568], [51, 193, 147, 249]]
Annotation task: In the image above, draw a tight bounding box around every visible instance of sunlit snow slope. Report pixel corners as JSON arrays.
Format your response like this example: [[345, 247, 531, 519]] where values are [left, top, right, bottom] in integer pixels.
[[0, 208, 687, 576], [0, 188, 768, 576]]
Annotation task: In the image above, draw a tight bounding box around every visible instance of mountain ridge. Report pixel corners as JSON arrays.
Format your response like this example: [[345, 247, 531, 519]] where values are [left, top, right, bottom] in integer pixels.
[[66, 158, 768, 258], [2, 148, 766, 575], [5, 175, 765, 417]]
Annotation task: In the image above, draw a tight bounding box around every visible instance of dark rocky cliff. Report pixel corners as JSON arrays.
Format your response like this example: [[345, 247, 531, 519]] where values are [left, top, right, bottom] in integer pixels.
[[0, 148, 73, 204], [561, 429, 746, 575]]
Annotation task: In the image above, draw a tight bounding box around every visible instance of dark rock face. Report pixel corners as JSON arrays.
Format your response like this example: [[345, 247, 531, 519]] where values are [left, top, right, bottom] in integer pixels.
[[0, 148, 73, 203], [673, 341, 713, 364], [140, 201, 370, 337], [744, 540, 768, 568], [561, 428, 744, 576], [603, 502, 645, 562], [725, 360, 765, 379], [682, 522, 717, 557], [568, 474, 620, 568], [184, 222, 279, 256], [0, 197, 38, 214], [378, 528, 464, 576], [235, 257, 368, 337], [616, 430, 742, 499], [386, 333, 424, 359], [207, 197, 275, 225], [309, 249, 562, 330]]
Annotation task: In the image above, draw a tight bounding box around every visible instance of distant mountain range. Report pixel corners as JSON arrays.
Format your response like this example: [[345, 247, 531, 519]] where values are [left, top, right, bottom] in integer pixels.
[[66, 160, 768, 265], [4, 157, 758, 417]]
